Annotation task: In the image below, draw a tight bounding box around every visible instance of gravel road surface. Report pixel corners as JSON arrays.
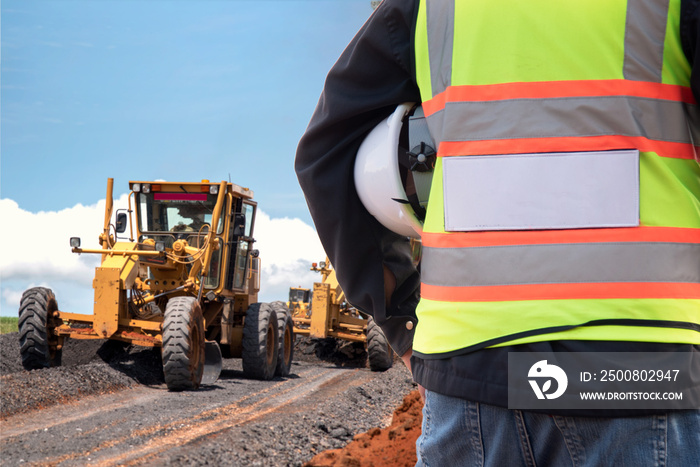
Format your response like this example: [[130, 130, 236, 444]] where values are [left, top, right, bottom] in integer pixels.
[[1, 333, 416, 466]]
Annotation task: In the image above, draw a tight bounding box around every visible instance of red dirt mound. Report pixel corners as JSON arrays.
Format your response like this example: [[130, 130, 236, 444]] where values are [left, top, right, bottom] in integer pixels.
[[304, 389, 423, 467]]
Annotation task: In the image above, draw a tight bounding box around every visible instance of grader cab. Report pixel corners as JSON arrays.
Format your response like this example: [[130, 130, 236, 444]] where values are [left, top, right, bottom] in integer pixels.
[[287, 287, 311, 317], [18, 178, 294, 391], [290, 259, 394, 371]]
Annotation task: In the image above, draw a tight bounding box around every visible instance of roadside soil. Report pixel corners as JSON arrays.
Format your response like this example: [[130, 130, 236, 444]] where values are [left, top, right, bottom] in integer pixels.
[[1, 333, 422, 466], [303, 390, 422, 467]]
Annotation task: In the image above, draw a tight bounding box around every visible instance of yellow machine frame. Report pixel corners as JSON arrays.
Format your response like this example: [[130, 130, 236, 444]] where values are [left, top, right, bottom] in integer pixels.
[[54, 178, 260, 350], [291, 259, 367, 343]]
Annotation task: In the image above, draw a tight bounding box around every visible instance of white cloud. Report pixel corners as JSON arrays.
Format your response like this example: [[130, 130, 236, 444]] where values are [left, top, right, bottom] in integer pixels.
[[0, 197, 112, 284], [0, 195, 325, 317], [254, 211, 326, 288], [2, 287, 25, 308]]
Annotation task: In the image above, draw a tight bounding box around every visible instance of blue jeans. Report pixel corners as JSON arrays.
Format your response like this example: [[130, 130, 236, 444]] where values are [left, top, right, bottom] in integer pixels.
[[416, 390, 700, 467]]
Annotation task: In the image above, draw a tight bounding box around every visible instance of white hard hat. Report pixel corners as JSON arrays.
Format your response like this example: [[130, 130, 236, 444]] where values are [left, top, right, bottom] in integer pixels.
[[354, 103, 435, 239]]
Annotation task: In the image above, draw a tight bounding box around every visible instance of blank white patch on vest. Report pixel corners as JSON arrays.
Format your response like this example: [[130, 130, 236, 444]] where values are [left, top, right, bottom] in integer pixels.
[[442, 150, 640, 231]]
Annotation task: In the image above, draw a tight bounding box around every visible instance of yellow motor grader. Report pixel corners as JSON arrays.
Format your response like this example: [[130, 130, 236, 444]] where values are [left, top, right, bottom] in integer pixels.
[[289, 259, 394, 371], [18, 178, 294, 391]]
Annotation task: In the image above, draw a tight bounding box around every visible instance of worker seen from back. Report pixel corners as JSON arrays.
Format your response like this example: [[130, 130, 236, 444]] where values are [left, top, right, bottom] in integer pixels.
[[296, 0, 700, 465]]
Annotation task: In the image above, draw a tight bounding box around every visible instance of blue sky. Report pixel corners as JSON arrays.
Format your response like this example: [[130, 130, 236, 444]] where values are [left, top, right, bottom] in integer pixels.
[[2, 0, 373, 221], [0, 0, 376, 316]]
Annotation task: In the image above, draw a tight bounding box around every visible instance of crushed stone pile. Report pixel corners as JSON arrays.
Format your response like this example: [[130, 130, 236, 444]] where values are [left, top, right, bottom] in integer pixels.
[[1, 334, 164, 419], [1, 331, 422, 466]]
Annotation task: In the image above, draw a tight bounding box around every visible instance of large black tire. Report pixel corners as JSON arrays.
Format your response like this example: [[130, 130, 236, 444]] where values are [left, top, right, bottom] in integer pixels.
[[18, 287, 62, 370], [242, 303, 278, 380], [271, 301, 294, 377], [162, 296, 205, 391], [366, 316, 393, 371]]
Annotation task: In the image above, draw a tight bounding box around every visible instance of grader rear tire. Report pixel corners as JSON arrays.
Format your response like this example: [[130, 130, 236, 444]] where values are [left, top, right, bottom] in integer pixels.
[[366, 316, 393, 372], [18, 287, 62, 370], [242, 303, 278, 380], [162, 297, 205, 391], [271, 301, 294, 377]]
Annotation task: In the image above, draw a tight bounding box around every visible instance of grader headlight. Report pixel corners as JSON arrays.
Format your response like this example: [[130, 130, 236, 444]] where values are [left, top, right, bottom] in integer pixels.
[[70, 237, 81, 248], [209, 185, 219, 195]]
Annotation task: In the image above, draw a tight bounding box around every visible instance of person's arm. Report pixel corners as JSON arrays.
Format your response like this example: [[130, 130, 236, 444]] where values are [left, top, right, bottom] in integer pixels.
[[295, 0, 421, 357], [681, 0, 700, 100]]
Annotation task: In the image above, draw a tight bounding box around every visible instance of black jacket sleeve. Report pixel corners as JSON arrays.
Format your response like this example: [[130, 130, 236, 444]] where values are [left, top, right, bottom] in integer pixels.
[[682, 0, 700, 101], [294, 0, 421, 357]]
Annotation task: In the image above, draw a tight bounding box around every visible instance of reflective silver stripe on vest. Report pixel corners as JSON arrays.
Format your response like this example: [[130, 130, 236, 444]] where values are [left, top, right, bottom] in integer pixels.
[[623, 0, 670, 82], [426, 0, 455, 98], [424, 96, 699, 147], [421, 243, 700, 287]]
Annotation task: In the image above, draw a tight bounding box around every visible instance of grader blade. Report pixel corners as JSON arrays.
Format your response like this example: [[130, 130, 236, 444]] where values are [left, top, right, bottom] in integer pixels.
[[202, 340, 223, 385]]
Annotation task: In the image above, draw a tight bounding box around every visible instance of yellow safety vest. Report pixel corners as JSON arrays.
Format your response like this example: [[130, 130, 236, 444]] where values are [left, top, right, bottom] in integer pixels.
[[413, 0, 700, 358]]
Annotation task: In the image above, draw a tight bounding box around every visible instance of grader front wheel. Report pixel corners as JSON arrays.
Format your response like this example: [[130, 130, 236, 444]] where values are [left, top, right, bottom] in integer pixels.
[[242, 303, 279, 380], [18, 287, 62, 370], [271, 301, 294, 377], [162, 297, 205, 391]]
